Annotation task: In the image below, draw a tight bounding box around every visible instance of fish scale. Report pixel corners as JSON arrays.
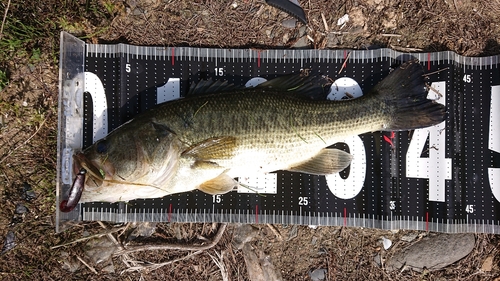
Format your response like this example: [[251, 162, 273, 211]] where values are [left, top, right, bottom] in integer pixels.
[[57, 32, 500, 235]]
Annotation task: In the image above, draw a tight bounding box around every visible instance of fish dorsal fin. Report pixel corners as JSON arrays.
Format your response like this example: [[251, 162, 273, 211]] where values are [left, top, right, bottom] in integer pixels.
[[286, 148, 353, 175], [256, 72, 331, 100], [188, 79, 244, 97], [182, 136, 237, 160], [197, 173, 237, 195]]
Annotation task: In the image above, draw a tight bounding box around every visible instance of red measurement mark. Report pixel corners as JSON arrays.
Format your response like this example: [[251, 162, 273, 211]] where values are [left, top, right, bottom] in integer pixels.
[[427, 53, 431, 71], [425, 212, 429, 231], [171, 48, 175, 66], [343, 208, 347, 226], [168, 203, 172, 222], [255, 205, 259, 223], [383, 131, 395, 147], [257, 50, 261, 68], [338, 51, 351, 74]]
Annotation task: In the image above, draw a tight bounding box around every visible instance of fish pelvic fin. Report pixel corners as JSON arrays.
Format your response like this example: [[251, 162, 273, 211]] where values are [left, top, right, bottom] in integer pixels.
[[372, 60, 446, 130], [286, 148, 353, 175], [197, 173, 238, 195]]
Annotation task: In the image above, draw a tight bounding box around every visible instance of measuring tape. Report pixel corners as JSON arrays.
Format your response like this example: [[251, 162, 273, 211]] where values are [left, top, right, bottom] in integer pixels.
[[56, 32, 500, 233]]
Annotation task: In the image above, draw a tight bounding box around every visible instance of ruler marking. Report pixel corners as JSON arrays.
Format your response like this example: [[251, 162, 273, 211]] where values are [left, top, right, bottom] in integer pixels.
[[258, 50, 261, 68], [255, 205, 259, 224], [343, 208, 347, 226], [170, 48, 174, 66], [168, 203, 172, 222]]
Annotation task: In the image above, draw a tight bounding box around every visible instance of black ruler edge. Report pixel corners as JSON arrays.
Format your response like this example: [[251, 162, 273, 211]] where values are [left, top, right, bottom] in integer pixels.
[[57, 34, 500, 234]]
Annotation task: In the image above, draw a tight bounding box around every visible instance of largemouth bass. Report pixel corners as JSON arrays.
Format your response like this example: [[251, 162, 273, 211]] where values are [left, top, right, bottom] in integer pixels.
[[60, 60, 446, 211]]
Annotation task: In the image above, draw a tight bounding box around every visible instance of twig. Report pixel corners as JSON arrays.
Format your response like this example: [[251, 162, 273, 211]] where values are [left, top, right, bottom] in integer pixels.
[[321, 13, 329, 32], [76, 255, 98, 274], [0, 0, 11, 41], [266, 224, 283, 241], [50, 226, 127, 249], [122, 250, 204, 273], [380, 33, 402, 37], [337, 51, 351, 74], [423, 67, 450, 76], [97, 221, 138, 269], [389, 44, 423, 52], [114, 223, 227, 256], [208, 250, 229, 281], [427, 84, 443, 100]]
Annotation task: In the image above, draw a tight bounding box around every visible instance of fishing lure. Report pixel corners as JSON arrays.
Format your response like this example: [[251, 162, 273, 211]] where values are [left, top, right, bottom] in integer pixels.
[[59, 168, 86, 212]]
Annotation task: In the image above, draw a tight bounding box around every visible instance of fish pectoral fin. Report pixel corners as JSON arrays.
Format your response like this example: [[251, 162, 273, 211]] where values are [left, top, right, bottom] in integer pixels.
[[286, 148, 353, 175], [197, 173, 237, 195], [182, 136, 237, 160]]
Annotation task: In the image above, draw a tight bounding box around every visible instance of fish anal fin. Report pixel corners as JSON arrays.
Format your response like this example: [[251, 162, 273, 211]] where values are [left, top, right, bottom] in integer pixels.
[[182, 136, 237, 160], [287, 148, 353, 175], [198, 173, 237, 195]]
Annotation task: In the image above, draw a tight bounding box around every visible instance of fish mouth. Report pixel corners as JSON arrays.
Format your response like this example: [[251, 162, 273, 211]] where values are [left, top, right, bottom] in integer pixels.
[[73, 152, 105, 187]]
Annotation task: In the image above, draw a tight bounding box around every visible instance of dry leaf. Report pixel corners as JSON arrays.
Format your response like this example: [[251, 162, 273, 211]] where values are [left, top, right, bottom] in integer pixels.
[[481, 256, 494, 272]]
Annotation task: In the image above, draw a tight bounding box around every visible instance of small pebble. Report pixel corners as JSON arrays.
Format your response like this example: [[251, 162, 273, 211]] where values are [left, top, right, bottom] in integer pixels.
[[287, 225, 298, 240], [386, 233, 475, 272], [401, 232, 419, 242], [309, 268, 327, 281], [60, 251, 81, 272], [84, 237, 119, 265], [293, 36, 309, 48], [127, 222, 157, 241], [337, 14, 349, 26], [21, 182, 36, 201], [282, 19, 297, 29], [102, 262, 116, 273], [311, 236, 318, 245], [15, 203, 28, 214], [382, 236, 392, 250], [373, 253, 381, 267], [232, 224, 259, 250], [1, 230, 16, 255]]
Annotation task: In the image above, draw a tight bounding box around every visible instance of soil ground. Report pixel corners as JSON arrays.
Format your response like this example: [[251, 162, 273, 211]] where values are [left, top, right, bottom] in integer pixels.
[[1, 0, 500, 280]]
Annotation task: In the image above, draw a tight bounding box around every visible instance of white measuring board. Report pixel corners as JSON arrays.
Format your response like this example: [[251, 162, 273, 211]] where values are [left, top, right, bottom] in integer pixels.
[[57, 32, 500, 233]]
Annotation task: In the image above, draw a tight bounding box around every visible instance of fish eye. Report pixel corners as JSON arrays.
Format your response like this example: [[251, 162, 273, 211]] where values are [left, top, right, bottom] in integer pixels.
[[96, 140, 108, 154]]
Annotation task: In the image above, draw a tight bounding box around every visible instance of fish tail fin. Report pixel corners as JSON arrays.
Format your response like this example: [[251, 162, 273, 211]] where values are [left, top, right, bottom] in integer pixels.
[[372, 60, 446, 131]]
